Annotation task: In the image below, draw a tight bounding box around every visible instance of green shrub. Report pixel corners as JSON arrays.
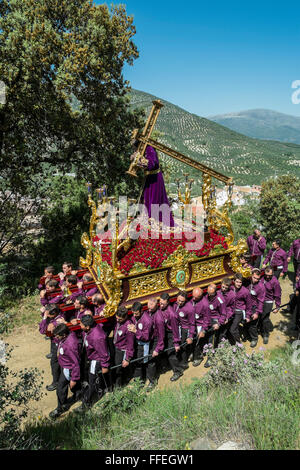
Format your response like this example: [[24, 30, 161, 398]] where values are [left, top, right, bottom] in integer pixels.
[[200, 339, 280, 388], [0, 346, 43, 449]]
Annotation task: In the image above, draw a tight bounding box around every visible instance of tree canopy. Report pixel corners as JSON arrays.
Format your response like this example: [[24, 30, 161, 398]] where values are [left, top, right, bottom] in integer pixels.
[[0, 0, 143, 188], [258, 175, 300, 251]]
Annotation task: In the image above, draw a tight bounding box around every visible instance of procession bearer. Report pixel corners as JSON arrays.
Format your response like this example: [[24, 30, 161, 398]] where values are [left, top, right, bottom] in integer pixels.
[[49, 324, 81, 420]]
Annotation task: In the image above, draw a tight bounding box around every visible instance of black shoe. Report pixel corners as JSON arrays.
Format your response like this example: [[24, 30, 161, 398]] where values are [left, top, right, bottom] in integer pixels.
[[146, 381, 157, 392], [46, 383, 57, 392], [170, 371, 183, 382], [74, 403, 90, 414], [192, 358, 203, 367], [46, 353, 52, 359], [263, 336, 269, 344], [180, 364, 189, 370], [49, 408, 63, 420], [204, 359, 211, 368], [250, 340, 258, 348]]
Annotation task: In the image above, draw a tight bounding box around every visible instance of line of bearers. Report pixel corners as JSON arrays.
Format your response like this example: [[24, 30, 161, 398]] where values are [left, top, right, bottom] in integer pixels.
[[39, 263, 297, 420]]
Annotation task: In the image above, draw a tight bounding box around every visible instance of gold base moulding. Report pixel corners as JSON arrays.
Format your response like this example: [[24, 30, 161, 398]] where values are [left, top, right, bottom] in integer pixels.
[[190, 256, 227, 284], [127, 270, 169, 301]]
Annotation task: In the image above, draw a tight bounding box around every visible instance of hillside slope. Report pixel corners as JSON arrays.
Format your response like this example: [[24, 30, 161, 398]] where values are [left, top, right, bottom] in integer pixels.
[[129, 90, 300, 186]]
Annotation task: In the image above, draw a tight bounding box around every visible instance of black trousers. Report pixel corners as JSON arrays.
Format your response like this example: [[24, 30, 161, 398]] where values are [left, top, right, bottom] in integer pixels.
[[164, 329, 182, 373], [260, 302, 273, 336], [56, 369, 81, 410], [218, 318, 233, 343], [252, 255, 262, 269], [193, 330, 207, 361], [272, 268, 283, 279], [133, 342, 150, 382], [178, 328, 192, 367], [229, 311, 244, 344], [114, 348, 131, 388], [290, 294, 300, 328], [146, 339, 160, 384], [83, 360, 109, 405], [244, 308, 259, 341], [206, 319, 221, 349], [50, 342, 61, 384], [293, 260, 300, 286]]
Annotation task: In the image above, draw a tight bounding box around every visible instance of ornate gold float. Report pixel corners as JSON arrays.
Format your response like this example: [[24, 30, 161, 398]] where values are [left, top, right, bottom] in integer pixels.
[[80, 101, 250, 317]]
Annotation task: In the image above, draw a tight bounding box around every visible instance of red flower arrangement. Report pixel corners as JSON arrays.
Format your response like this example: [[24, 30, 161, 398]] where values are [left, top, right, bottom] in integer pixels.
[[93, 229, 228, 276]]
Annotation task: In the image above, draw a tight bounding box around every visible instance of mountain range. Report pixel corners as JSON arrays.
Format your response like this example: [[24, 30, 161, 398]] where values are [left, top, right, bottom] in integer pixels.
[[128, 89, 300, 187], [209, 109, 300, 145]]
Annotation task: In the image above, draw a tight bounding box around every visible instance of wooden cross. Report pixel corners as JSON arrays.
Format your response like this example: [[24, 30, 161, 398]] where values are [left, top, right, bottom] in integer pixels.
[[130, 100, 233, 185]]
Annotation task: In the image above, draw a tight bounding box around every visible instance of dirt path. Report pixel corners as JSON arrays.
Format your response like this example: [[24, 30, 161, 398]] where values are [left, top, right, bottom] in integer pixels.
[[4, 277, 298, 419]]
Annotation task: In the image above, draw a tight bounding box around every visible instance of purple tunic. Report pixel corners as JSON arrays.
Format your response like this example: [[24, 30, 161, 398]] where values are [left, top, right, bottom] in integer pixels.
[[40, 292, 65, 307], [83, 324, 110, 367], [132, 311, 153, 343], [174, 301, 196, 339], [78, 286, 99, 297], [231, 286, 252, 319], [263, 248, 288, 273], [206, 293, 227, 325], [220, 289, 236, 320], [159, 304, 181, 347], [296, 278, 300, 291], [247, 235, 266, 256], [57, 332, 81, 381], [142, 146, 175, 227], [113, 319, 135, 361], [94, 304, 106, 317], [190, 297, 210, 331], [261, 276, 281, 308], [150, 309, 165, 353], [247, 281, 265, 315], [39, 314, 65, 344], [73, 308, 93, 321], [288, 239, 300, 261]]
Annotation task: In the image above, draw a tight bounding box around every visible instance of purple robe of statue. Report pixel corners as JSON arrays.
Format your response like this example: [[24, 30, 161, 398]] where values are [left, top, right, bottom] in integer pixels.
[[141, 146, 175, 227]]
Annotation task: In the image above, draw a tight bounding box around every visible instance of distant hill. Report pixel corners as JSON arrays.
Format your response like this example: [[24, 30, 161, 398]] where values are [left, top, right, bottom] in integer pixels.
[[128, 90, 300, 187], [209, 109, 300, 144]]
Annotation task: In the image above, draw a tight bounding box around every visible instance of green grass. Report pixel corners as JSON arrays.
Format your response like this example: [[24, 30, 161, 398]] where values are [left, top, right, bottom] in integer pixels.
[[23, 344, 300, 450], [0, 293, 41, 335]]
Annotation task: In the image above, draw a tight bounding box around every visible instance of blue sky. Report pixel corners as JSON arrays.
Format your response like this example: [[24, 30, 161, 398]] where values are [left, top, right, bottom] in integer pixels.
[[97, 1, 300, 117]]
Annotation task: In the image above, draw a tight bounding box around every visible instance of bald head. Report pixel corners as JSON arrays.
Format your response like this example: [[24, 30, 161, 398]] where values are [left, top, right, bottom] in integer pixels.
[[192, 287, 203, 302]]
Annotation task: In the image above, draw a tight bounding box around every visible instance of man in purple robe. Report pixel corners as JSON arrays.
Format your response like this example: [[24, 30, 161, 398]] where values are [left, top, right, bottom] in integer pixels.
[[76, 315, 110, 411], [127, 301, 153, 387], [260, 267, 281, 344], [218, 277, 236, 342], [247, 229, 266, 268], [133, 143, 175, 227], [39, 304, 66, 390], [245, 269, 265, 347], [229, 273, 252, 345], [174, 291, 196, 371], [158, 293, 183, 382], [49, 324, 82, 419], [113, 306, 135, 388], [189, 287, 210, 367], [204, 284, 227, 367], [262, 239, 288, 279], [287, 237, 300, 286]]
